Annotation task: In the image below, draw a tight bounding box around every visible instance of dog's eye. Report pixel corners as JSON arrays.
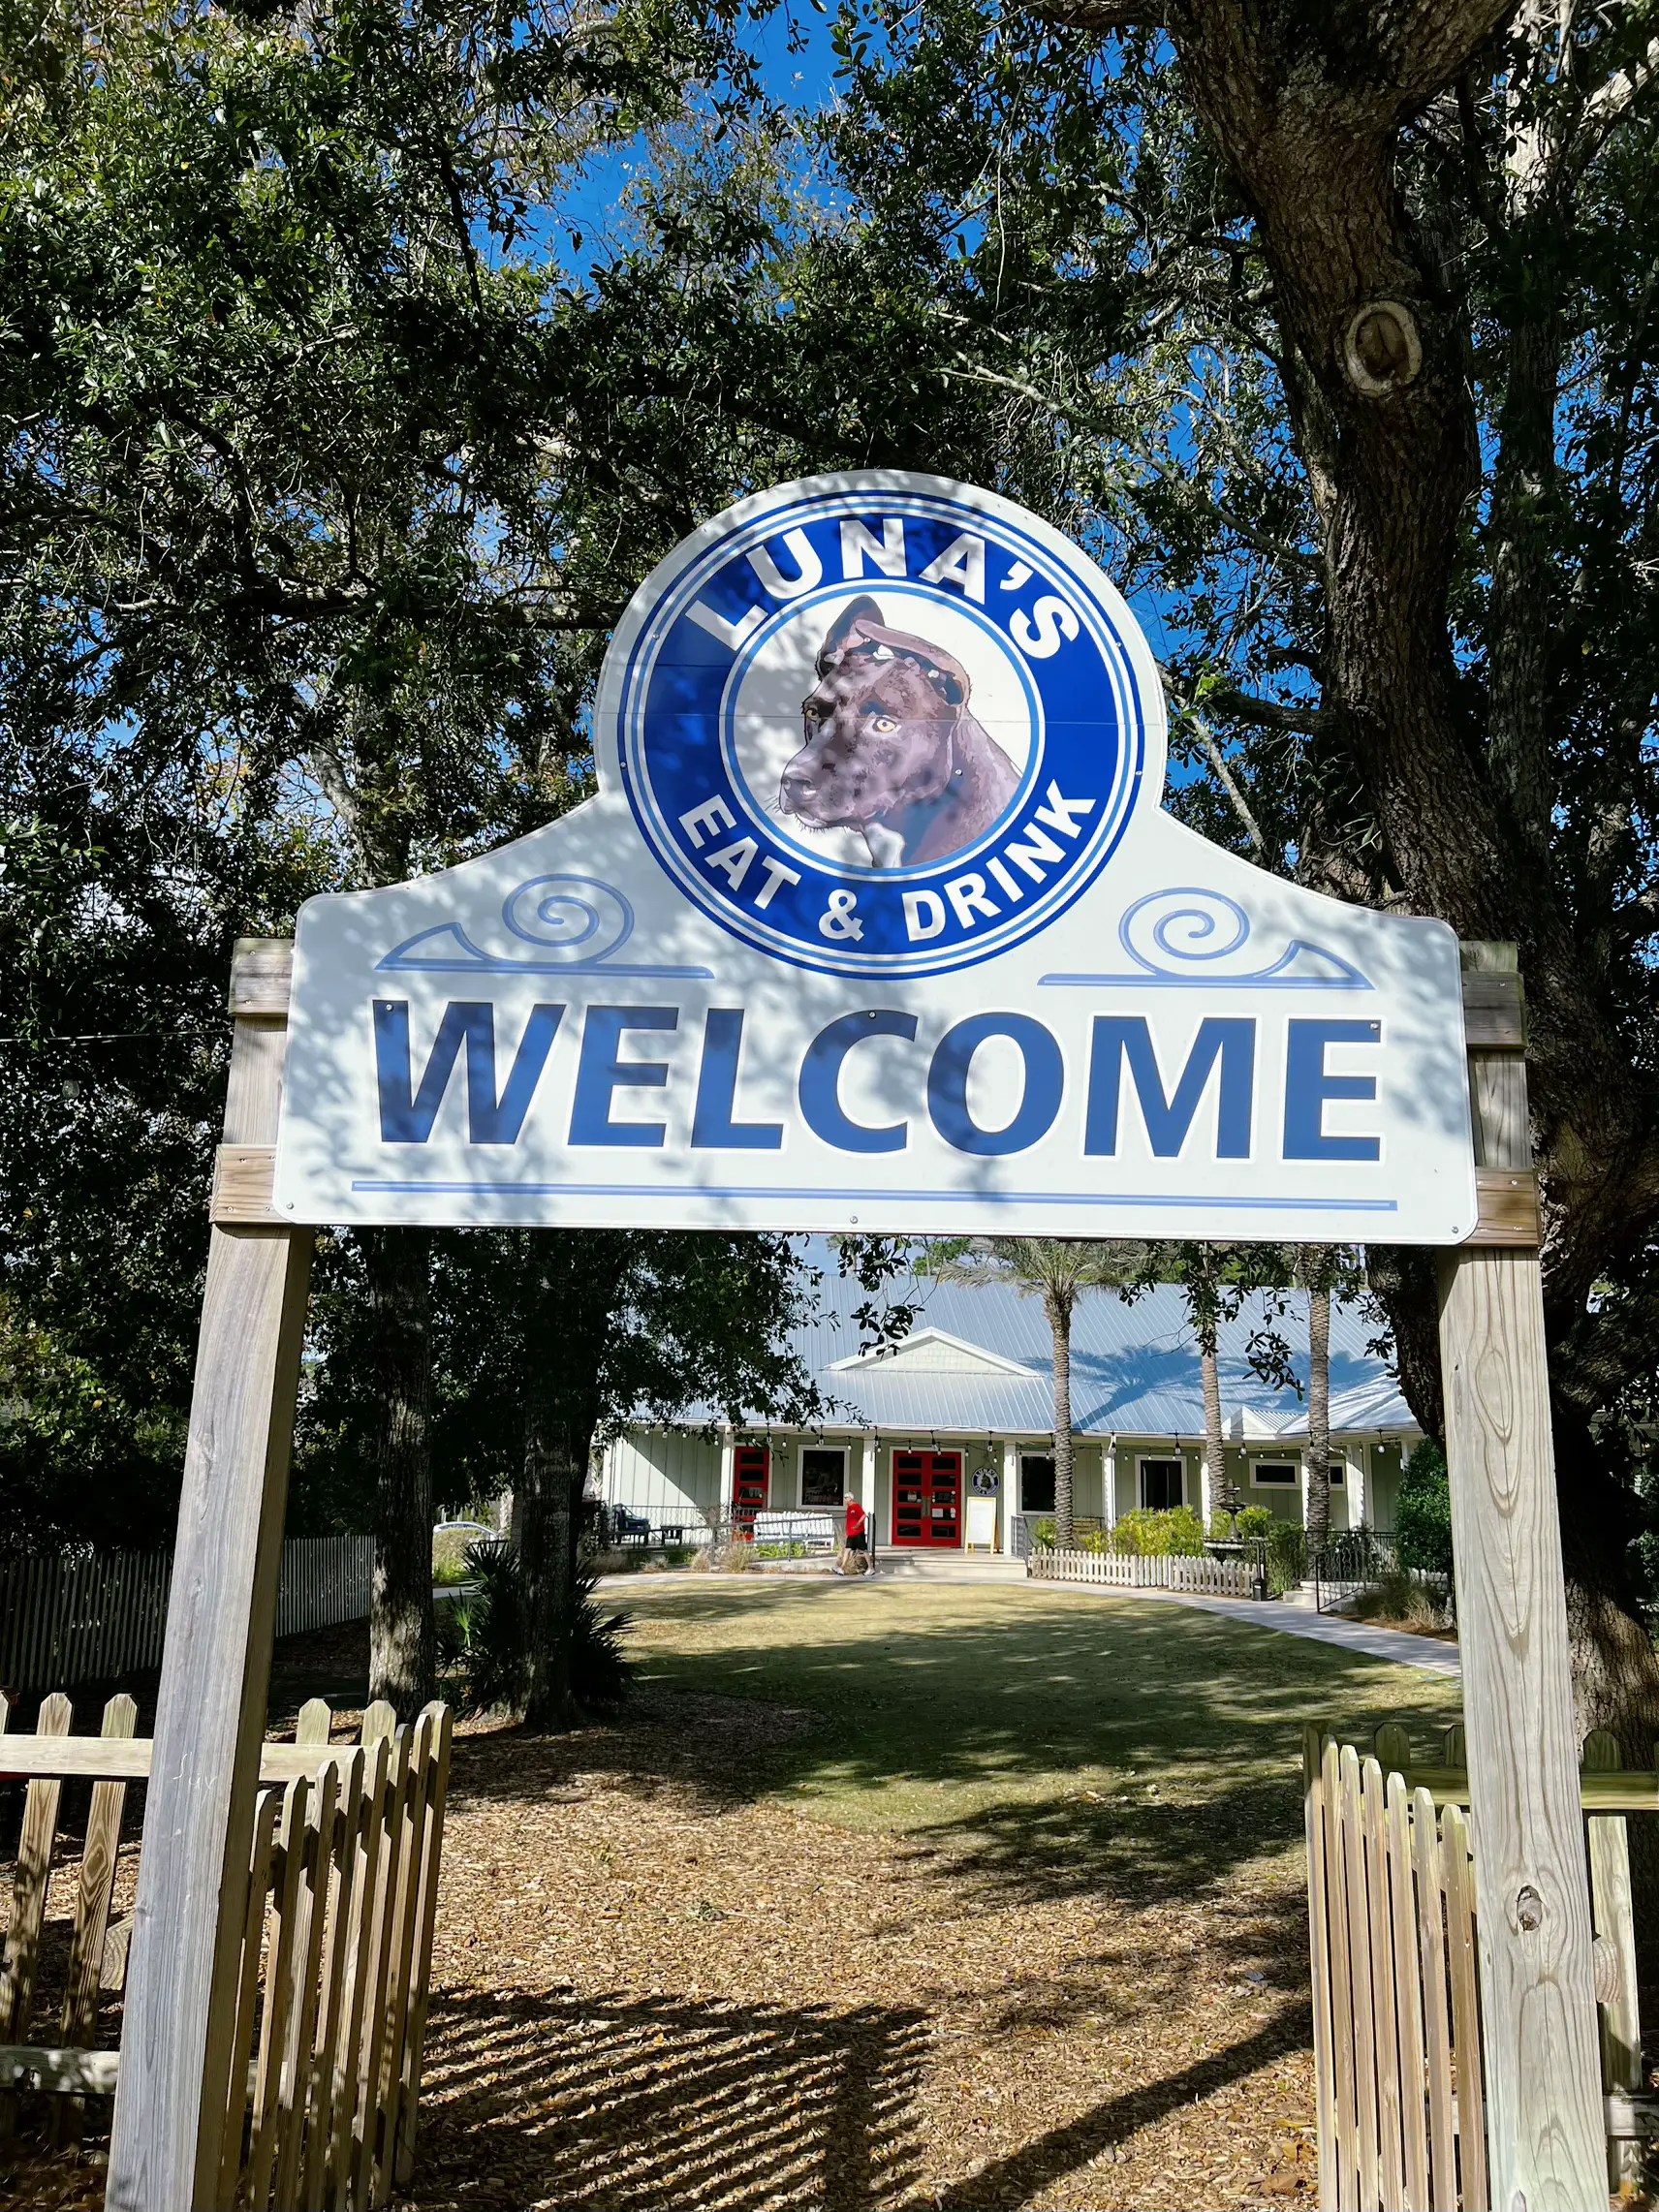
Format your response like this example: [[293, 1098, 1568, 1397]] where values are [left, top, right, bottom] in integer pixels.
[[866, 714, 899, 735]]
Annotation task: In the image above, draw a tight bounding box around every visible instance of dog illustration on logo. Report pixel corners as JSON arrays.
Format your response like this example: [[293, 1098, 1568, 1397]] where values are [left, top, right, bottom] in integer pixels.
[[776, 597, 1021, 868]]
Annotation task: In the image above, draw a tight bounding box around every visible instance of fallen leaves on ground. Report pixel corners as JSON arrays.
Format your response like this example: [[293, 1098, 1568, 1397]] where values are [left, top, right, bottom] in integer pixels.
[[399, 1690, 1319, 2210]]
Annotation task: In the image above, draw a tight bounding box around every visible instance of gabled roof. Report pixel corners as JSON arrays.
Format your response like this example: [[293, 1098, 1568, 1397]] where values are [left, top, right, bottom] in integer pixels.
[[830, 1327, 1037, 1379], [668, 1239, 1422, 1444]]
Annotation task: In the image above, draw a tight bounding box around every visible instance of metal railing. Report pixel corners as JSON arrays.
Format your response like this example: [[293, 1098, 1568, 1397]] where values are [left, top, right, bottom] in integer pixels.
[[1311, 1527, 1399, 1612]]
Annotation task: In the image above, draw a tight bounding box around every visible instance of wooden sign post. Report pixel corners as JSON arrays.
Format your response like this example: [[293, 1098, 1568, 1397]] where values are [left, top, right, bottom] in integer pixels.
[[1437, 945, 1604, 2209], [107, 943, 312, 2212]]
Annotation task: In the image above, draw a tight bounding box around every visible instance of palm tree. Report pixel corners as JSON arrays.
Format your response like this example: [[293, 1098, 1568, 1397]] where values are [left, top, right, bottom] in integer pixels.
[[926, 1239, 1149, 1547], [1179, 1245, 1240, 1529], [1301, 1251, 1333, 1555], [1298, 1246, 1362, 1556]]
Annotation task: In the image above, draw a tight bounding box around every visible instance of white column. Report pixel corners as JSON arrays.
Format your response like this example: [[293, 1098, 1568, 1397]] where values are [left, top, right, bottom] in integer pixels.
[[1199, 1449, 1213, 1528], [1299, 1452, 1310, 1531], [861, 1433, 877, 1542], [719, 1423, 736, 1524], [1001, 1439, 1019, 1554], [1103, 1437, 1117, 1529], [1348, 1442, 1367, 1529]]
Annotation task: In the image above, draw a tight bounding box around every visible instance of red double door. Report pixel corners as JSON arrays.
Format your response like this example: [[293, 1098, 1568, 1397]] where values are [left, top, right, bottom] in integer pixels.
[[891, 1450, 962, 1548], [732, 1445, 769, 1534]]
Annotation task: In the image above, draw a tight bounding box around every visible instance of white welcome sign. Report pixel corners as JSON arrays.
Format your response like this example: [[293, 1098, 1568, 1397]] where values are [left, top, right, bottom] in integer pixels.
[[275, 472, 1475, 1241]]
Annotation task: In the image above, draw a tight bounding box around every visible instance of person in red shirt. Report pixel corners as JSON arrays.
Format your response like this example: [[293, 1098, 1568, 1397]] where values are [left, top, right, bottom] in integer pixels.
[[840, 1488, 870, 1575]]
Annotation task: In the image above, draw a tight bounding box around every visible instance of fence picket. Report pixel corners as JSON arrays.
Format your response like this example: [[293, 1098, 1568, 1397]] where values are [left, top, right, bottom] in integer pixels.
[[351, 1720, 414, 2207], [329, 1730, 391, 2210], [1406, 1784, 1456, 2212], [1360, 1757, 1403, 2212], [1439, 1803, 1487, 2212], [218, 1788, 284, 2206], [247, 1775, 311, 2208], [1303, 1729, 1339, 2211], [394, 1705, 453, 2190], [273, 1763, 340, 2212], [1382, 1773, 1429, 2212], [1337, 1746, 1381, 2208], [1321, 1736, 1359, 2211], [304, 1748, 365, 2212]]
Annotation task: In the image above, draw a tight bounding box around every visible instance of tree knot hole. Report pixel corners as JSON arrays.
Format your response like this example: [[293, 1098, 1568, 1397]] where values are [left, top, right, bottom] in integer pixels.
[[1342, 301, 1423, 397], [1516, 1883, 1544, 1932]]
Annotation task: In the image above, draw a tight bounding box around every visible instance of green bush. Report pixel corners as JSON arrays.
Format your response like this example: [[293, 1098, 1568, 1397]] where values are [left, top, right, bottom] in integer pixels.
[[1235, 1505, 1275, 1542], [1396, 1442, 1454, 1578], [439, 1543, 633, 1717], [1030, 1516, 1058, 1550], [1112, 1506, 1205, 1557], [1266, 1521, 1307, 1595]]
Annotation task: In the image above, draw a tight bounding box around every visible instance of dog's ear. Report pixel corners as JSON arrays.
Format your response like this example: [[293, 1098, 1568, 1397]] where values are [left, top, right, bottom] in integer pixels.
[[818, 596, 884, 671], [923, 661, 968, 708]]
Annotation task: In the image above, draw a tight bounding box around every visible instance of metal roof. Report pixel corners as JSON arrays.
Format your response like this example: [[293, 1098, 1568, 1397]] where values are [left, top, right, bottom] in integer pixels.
[[676, 1239, 1420, 1442]]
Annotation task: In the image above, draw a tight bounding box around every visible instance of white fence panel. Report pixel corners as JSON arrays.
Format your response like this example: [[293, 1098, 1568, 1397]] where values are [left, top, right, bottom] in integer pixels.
[[1, 1534, 375, 1689], [1027, 1546, 1254, 1597]]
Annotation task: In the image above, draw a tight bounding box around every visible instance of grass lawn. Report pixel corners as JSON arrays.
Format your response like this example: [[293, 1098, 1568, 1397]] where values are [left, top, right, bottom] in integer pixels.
[[397, 1577, 1459, 2212]]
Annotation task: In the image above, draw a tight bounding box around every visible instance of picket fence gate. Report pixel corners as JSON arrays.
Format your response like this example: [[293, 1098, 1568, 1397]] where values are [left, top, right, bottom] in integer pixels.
[[0, 1690, 451, 2209], [0, 1535, 376, 1692], [1305, 1719, 1649, 2211], [1027, 1545, 1255, 1596]]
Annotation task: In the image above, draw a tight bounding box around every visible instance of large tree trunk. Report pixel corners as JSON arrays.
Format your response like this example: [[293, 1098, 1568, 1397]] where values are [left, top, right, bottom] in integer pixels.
[[1049, 1287, 1076, 1547], [518, 1377, 586, 1731], [1304, 1282, 1331, 1552], [364, 1226, 435, 1714], [1166, 0, 1659, 1732]]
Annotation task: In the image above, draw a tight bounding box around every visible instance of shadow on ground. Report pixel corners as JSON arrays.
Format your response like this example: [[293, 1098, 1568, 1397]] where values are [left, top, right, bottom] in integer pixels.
[[402, 1985, 930, 2210], [402, 1981, 1310, 2211]]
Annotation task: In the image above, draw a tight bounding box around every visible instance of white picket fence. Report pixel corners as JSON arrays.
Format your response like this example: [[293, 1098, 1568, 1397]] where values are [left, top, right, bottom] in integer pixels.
[[1027, 1545, 1255, 1596], [0, 1534, 375, 1690]]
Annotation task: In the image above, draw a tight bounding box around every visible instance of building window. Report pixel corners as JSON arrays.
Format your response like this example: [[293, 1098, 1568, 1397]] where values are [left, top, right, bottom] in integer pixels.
[[1019, 1454, 1056, 1513], [800, 1446, 847, 1508], [1252, 1460, 1299, 1487], [1330, 1457, 1345, 1487], [1140, 1457, 1183, 1511]]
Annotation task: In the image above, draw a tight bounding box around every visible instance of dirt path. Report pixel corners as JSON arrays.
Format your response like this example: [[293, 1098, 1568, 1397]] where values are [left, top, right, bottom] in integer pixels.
[[401, 1692, 1318, 2210]]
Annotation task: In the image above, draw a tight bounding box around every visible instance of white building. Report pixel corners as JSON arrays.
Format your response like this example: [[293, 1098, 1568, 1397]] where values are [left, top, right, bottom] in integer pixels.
[[597, 1252, 1421, 1556]]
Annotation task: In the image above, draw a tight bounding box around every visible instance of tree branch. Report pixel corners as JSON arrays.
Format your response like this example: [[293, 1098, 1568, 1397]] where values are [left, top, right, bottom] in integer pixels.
[[1577, 34, 1659, 163], [1017, 0, 1162, 27]]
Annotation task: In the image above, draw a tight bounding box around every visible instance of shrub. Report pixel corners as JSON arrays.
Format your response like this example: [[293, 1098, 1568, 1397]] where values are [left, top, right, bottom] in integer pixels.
[[1112, 1506, 1205, 1557], [1396, 1443, 1454, 1579], [1354, 1566, 1448, 1631], [1235, 1506, 1275, 1542], [1266, 1521, 1307, 1595], [1030, 1517, 1058, 1550], [440, 1543, 633, 1717]]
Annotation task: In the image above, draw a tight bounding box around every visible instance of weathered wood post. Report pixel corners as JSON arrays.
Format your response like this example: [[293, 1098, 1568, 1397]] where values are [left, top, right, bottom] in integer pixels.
[[1439, 943, 1604, 2209], [108, 939, 311, 2212]]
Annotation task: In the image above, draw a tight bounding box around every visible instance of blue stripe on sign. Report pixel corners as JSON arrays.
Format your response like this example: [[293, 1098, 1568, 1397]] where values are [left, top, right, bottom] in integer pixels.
[[348, 1180, 1397, 1212]]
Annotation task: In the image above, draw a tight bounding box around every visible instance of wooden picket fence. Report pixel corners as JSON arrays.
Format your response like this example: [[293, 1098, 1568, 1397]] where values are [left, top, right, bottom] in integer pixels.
[[1305, 1719, 1650, 2210], [0, 1535, 375, 1692], [0, 1690, 451, 2208], [1027, 1545, 1255, 1596]]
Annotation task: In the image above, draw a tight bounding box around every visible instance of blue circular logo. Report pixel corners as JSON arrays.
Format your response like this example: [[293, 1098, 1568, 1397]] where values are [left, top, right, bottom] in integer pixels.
[[598, 473, 1165, 976]]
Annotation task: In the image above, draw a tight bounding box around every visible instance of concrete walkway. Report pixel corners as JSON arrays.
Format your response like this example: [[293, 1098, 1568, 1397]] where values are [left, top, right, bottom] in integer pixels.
[[1117, 1585, 1462, 1678]]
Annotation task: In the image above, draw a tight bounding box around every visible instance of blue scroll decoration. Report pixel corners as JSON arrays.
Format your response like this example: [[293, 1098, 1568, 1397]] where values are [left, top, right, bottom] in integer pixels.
[[377, 874, 713, 979], [1039, 887, 1371, 990]]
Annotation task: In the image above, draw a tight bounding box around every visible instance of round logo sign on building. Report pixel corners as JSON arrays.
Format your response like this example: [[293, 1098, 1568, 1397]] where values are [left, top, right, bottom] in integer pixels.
[[600, 472, 1167, 976]]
